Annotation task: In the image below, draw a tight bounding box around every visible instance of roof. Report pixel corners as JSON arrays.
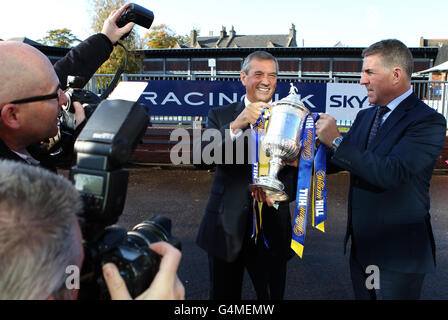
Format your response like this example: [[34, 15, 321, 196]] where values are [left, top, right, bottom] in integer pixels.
[[5, 37, 71, 58], [7, 37, 42, 46], [181, 25, 297, 49], [417, 60, 448, 74], [435, 45, 448, 65], [185, 34, 293, 48]]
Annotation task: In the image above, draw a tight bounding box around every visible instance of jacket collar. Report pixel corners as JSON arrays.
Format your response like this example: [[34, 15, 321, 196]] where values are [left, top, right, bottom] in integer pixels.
[[367, 92, 419, 150]]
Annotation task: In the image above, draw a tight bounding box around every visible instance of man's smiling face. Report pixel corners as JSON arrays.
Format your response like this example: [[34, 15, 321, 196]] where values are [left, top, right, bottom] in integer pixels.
[[241, 58, 277, 103]]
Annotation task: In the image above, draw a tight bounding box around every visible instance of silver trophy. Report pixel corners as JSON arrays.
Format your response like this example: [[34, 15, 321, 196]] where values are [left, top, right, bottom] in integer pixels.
[[249, 84, 310, 202]]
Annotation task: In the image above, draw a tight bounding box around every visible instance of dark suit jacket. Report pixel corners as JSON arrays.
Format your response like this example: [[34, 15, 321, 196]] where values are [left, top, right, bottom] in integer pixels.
[[328, 92, 446, 274], [196, 101, 297, 263]]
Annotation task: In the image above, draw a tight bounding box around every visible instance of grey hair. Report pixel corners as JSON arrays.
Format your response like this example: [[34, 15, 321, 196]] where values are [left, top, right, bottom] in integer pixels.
[[241, 51, 279, 75], [0, 160, 83, 299], [362, 39, 414, 79]]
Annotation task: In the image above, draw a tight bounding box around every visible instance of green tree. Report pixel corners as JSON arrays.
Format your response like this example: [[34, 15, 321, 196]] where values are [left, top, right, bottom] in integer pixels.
[[89, 0, 141, 74], [142, 24, 188, 49], [38, 29, 80, 48]]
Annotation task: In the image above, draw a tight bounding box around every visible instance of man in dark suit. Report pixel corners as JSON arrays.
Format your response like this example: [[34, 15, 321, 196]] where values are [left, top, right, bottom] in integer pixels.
[[196, 51, 297, 300], [316, 39, 446, 299]]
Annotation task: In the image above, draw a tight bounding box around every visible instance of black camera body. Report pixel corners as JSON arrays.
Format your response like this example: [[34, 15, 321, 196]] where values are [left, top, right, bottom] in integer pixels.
[[117, 3, 154, 39], [81, 216, 181, 299], [45, 76, 99, 166], [68, 97, 180, 299], [57, 75, 101, 134], [61, 88, 100, 130], [70, 99, 149, 234], [66, 88, 100, 117]]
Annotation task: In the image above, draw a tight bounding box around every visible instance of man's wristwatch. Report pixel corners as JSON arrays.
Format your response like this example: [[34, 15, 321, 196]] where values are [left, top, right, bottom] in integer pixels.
[[331, 136, 343, 153]]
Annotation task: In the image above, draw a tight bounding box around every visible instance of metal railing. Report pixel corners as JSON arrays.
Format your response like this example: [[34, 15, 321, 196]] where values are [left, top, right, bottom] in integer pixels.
[[412, 80, 447, 118], [88, 74, 448, 127], [88, 73, 351, 94]]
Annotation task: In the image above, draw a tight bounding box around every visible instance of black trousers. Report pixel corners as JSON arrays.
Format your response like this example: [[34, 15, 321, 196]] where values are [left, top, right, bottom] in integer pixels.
[[208, 231, 288, 300], [349, 247, 425, 300]]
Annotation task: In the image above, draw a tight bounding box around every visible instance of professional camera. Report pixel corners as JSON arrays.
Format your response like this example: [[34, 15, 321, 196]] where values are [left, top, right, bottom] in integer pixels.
[[117, 3, 154, 39], [70, 97, 181, 299], [80, 216, 181, 300], [62, 3, 172, 299], [70, 98, 149, 228], [59, 76, 101, 132]]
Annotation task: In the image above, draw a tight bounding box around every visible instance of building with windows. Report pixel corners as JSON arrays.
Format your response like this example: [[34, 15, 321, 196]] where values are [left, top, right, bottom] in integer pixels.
[[137, 28, 438, 79], [138, 45, 437, 79], [11, 33, 440, 80]]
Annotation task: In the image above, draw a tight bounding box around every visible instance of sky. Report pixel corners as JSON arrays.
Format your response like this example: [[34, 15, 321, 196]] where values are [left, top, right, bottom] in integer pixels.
[[1, 0, 448, 47]]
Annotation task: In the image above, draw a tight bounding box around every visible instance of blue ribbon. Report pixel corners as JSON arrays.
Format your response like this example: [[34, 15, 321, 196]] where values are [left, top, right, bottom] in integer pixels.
[[251, 107, 271, 247], [291, 113, 327, 258], [312, 134, 327, 232]]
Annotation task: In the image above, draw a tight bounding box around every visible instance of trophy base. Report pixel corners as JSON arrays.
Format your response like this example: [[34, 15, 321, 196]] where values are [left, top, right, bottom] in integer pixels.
[[249, 177, 289, 202]]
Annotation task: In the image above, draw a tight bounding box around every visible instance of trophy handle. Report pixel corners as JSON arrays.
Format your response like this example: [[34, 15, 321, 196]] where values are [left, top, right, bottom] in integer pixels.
[[268, 155, 283, 180]]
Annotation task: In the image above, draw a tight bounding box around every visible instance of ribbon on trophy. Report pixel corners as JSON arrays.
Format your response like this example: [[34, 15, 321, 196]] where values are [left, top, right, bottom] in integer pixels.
[[291, 113, 327, 258], [251, 106, 271, 247]]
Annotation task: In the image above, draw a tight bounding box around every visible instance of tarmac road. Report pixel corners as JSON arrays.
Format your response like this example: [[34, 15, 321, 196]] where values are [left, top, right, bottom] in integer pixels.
[[118, 165, 448, 300]]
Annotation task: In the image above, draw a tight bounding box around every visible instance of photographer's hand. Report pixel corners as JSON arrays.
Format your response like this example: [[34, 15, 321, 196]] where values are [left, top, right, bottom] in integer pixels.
[[102, 242, 185, 300], [72, 101, 86, 129], [101, 3, 135, 44]]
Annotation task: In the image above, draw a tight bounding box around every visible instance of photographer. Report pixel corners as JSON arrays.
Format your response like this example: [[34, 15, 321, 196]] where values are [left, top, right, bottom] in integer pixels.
[[0, 4, 135, 171], [0, 40, 69, 171], [0, 159, 184, 300]]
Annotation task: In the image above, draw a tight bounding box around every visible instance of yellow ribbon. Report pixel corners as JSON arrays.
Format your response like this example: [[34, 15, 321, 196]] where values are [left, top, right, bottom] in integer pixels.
[[253, 110, 271, 243]]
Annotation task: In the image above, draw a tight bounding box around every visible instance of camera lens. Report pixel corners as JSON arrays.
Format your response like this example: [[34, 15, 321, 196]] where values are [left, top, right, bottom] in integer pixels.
[[81, 216, 179, 299], [127, 216, 172, 246]]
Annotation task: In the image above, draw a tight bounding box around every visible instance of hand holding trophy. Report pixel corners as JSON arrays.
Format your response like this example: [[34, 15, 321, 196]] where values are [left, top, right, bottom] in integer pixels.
[[249, 84, 310, 202]]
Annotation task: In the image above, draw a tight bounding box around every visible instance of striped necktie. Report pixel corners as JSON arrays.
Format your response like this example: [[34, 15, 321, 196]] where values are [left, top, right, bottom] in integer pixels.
[[367, 106, 389, 148]]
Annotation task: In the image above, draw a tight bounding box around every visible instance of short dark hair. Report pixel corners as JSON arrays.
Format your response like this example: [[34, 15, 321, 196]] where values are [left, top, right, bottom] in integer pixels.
[[241, 51, 279, 74], [362, 39, 414, 78]]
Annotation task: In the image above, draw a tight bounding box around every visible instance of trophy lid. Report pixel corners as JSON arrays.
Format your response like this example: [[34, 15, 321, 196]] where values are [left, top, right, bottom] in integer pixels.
[[273, 83, 308, 111]]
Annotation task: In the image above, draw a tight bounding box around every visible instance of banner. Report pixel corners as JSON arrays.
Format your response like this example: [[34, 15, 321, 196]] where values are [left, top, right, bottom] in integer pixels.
[[137, 80, 327, 116], [325, 83, 370, 121], [135, 80, 369, 121]]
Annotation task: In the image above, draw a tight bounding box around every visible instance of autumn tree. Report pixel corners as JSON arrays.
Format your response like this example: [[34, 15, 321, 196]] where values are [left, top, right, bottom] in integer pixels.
[[89, 0, 141, 74], [38, 29, 80, 48], [141, 24, 188, 49]]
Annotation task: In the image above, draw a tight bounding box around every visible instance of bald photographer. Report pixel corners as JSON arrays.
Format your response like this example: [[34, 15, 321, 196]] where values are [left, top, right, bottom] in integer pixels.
[[0, 4, 135, 171]]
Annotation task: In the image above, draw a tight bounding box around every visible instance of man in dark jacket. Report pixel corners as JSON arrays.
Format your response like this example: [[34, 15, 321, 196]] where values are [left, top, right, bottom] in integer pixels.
[[316, 39, 446, 299], [196, 51, 297, 300]]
